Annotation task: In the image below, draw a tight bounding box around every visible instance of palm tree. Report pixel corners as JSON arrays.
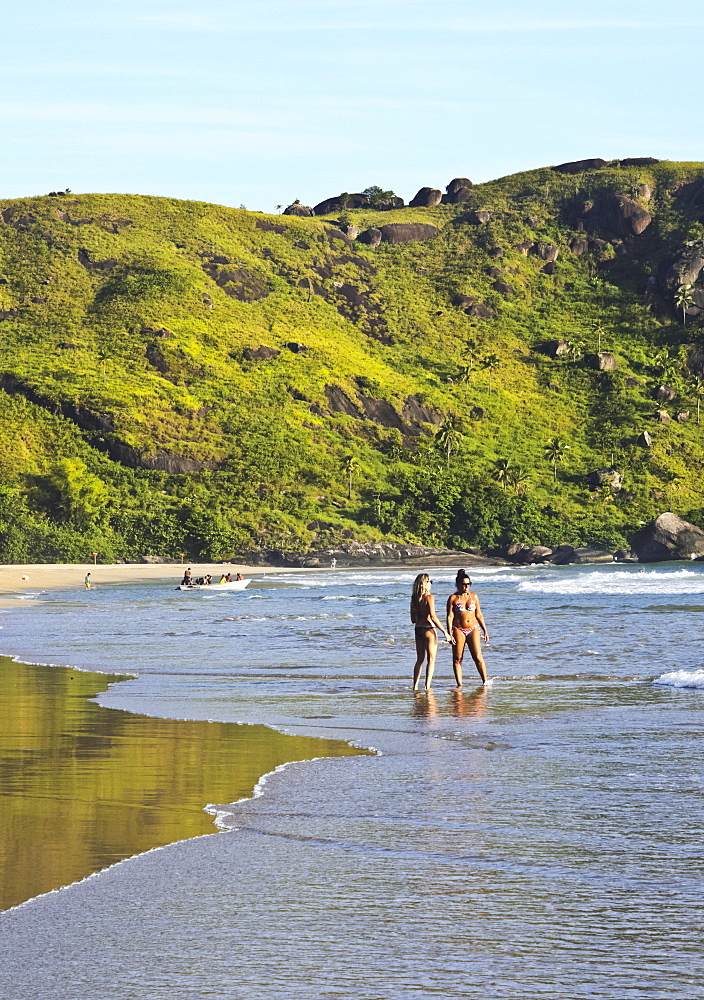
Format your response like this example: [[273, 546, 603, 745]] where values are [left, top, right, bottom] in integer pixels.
[[435, 416, 463, 467], [481, 353, 500, 393], [567, 340, 585, 364], [593, 324, 604, 353], [344, 455, 359, 500], [544, 436, 570, 482], [507, 465, 530, 496], [491, 457, 512, 490], [692, 376, 704, 425], [674, 283, 695, 325], [458, 362, 474, 398]]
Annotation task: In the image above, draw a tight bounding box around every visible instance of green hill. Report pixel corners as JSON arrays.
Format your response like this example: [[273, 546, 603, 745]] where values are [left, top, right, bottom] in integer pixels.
[[1, 158, 704, 562]]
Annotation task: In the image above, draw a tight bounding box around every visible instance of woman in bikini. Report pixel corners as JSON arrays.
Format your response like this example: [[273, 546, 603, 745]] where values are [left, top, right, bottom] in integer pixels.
[[410, 573, 453, 691], [446, 569, 489, 686]]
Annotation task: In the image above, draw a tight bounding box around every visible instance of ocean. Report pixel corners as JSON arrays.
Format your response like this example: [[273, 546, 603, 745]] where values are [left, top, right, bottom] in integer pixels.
[[0, 562, 703, 999]]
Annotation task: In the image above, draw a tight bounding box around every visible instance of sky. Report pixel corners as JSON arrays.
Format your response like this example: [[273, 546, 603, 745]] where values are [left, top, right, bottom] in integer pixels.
[[3, 0, 703, 212]]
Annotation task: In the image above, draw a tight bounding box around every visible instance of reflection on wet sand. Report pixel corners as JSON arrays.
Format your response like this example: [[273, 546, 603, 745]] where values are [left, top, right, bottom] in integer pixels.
[[412, 687, 487, 720], [0, 657, 363, 911]]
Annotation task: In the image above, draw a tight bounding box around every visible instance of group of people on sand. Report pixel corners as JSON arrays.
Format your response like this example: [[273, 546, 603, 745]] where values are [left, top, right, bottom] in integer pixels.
[[410, 569, 489, 691]]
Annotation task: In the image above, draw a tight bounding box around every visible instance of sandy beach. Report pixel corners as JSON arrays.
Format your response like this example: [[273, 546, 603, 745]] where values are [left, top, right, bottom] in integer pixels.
[[0, 561, 276, 599]]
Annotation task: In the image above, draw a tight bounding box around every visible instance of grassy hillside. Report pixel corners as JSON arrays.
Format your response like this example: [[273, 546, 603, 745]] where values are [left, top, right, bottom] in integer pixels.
[[1, 159, 704, 561]]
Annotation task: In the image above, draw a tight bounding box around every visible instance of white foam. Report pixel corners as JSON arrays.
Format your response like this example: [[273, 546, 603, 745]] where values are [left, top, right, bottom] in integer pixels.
[[653, 669, 704, 689], [517, 568, 704, 596]]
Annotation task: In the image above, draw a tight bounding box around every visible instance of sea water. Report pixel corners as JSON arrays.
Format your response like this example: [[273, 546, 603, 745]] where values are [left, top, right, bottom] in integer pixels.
[[0, 563, 703, 999]]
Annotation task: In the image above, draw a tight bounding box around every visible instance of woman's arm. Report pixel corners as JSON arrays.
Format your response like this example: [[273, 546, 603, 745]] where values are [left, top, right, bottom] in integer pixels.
[[474, 595, 490, 641], [427, 595, 452, 640], [410, 598, 417, 624], [446, 594, 455, 636]]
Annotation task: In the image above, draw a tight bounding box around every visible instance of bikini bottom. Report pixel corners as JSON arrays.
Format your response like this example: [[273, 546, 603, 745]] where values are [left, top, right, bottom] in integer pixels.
[[454, 626, 476, 636], [414, 625, 435, 634]]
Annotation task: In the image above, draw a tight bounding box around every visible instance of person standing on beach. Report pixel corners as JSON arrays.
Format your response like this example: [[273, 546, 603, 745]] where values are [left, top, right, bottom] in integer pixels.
[[410, 573, 453, 691], [446, 569, 489, 686], [84, 573, 91, 590]]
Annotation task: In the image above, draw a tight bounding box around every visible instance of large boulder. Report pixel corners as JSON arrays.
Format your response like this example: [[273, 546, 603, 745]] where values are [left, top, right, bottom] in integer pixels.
[[447, 177, 473, 194], [358, 227, 382, 247], [572, 547, 614, 564], [551, 544, 576, 565], [587, 352, 618, 371], [620, 156, 659, 166], [466, 302, 495, 319], [443, 178, 473, 204], [656, 384, 676, 402], [313, 193, 369, 215], [552, 158, 607, 174], [580, 195, 651, 237], [657, 239, 704, 293], [377, 223, 439, 244], [409, 187, 442, 208], [467, 210, 492, 224], [546, 339, 570, 357], [283, 203, 313, 217], [587, 468, 622, 489], [243, 345, 280, 361], [631, 513, 704, 562], [531, 243, 559, 261]]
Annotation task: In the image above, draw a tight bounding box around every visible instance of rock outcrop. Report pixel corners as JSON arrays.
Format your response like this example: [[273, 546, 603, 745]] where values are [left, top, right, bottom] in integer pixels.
[[358, 228, 382, 247], [467, 210, 492, 224], [587, 468, 622, 490], [552, 158, 607, 174], [657, 239, 704, 292], [442, 178, 473, 204], [313, 193, 369, 215], [631, 513, 704, 562], [531, 243, 559, 261], [587, 352, 618, 371], [245, 542, 503, 568], [409, 187, 442, 208], [579, 195, 652, 237], [377, 223, 439, 244], [243, 345, 280, 361], [283, 203, 313, 217]]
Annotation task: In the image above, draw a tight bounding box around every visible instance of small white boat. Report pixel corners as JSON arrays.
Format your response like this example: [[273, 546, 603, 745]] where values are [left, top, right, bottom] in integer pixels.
[[177, 579, 250, 591]]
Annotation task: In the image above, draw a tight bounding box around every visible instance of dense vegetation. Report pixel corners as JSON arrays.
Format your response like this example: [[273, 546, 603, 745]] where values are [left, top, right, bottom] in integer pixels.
[[2, 158, 704, 562]]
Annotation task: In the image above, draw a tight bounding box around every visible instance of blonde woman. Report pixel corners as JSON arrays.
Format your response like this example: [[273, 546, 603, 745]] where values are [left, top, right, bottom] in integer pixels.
[[410, 573, 453, 691]]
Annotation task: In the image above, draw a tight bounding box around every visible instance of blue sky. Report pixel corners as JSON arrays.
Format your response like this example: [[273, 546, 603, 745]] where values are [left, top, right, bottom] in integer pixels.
[[3, 0, 702, 211]]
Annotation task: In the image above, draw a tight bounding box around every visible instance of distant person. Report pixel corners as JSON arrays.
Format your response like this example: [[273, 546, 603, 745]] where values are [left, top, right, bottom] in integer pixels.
[[225, 573, 232, 583], [205, 575, 212, 585], [84, 572, 91, 590], [219, 574, 227, 583], [182, 567, 193, 586], [410, 573, 453, 691], [446, 569, 489, 687], [235, 572, 243, 581], [330, 557, 337, 569]]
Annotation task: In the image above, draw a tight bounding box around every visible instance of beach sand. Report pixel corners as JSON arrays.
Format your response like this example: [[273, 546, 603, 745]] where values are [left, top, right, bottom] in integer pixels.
[[0, 561, 276, 598]]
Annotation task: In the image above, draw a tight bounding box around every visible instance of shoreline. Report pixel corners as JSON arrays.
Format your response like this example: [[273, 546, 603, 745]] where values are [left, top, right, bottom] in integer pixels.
[[0, 561, 282, 596]]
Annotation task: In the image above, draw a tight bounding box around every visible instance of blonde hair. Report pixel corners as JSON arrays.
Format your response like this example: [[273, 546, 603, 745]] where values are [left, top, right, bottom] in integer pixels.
[[411, 573, 431, 614]]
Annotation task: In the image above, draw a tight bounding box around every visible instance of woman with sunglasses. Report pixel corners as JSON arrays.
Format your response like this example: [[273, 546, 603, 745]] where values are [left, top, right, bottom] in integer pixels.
[[410, 573, 453, 691], [446, 569, 489, 686]]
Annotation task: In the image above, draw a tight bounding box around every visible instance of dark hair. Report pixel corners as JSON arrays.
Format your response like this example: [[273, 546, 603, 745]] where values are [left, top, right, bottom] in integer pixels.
[[455, 568, 471, 589]]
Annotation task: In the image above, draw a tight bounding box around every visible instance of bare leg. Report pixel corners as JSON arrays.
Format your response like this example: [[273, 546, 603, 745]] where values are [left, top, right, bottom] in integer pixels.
[[466, 628, 488, 684], [412, 632, 426, 690], [452, 629, 466, 687], [424, 630, 438, 690]]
